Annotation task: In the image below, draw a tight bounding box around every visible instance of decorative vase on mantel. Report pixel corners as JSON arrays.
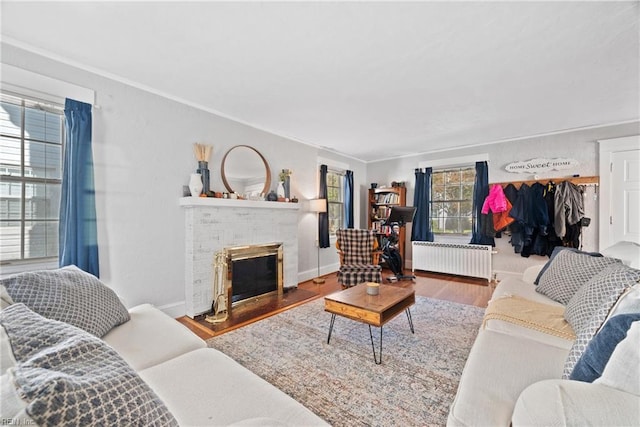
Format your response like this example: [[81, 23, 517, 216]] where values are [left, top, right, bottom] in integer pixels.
[[196, 161, 210, 194], [266, 190, 278, 201], [283, 175, 291, 199], [189, 173, 203, 197], [193, 143, 212, 195], [279, 169, 292, 200], [277, 181, 286, 199]]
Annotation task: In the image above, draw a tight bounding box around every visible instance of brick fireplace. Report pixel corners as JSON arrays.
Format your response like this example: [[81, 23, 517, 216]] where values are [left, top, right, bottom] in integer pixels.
[[180, 197, 300, 318]]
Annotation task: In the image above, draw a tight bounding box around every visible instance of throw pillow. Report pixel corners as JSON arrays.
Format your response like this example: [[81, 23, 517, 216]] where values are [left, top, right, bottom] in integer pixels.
[[1, 326, 16, 376], [534, 246, 603, 285], [569, 313, 640, 382], [1, 265, 130, 337], [536, 249, 621, 305], [562, 265, 640, 378], [605, 283, 640, 321], [565, 265, 640, 333], [0, 303, 178, 426], [594, 320, 640, 396], [0, 285, 13, 309]]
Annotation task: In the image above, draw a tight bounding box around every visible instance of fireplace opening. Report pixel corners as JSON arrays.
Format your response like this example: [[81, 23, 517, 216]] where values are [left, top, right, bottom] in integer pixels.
[[224, 242, 283, 310], [231, 254, 277, 304]]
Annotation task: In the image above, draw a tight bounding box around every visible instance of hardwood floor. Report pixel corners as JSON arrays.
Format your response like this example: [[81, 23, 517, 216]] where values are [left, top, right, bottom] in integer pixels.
[[177, 268, 492, 340]]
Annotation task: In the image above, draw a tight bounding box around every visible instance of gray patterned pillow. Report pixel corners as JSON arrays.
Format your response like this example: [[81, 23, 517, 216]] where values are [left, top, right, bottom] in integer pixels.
[[1, 266, 129, 337], [535, 249, 622, 304], [534, 246, 603, 285], [562, 264, 640, 378], [1, 303, 178, 426]]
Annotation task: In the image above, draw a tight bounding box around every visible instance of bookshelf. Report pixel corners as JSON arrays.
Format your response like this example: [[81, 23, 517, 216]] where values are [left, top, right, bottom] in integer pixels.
[[368, 186, 407, 263]]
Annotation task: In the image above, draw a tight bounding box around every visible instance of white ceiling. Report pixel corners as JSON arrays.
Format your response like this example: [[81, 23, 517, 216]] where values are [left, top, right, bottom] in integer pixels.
[[1, 1, 638, 162]]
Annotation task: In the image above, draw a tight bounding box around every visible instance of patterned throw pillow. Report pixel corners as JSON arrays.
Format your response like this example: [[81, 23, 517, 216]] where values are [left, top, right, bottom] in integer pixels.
[[535, 249, 621, 305], [1, 303, 178, 426], [534, 246, 603, 285], [562, 265, 640, 378], [1, 266, 130, 337]]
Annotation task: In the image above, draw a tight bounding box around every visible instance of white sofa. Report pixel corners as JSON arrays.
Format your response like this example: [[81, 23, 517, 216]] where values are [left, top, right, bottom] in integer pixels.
[[448, 243, 640, 426], [107, 304, 328, 426], [1, 269, 328, 426]]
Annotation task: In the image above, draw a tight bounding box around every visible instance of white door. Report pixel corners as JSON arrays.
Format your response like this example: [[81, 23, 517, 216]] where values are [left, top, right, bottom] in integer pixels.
[[611, 151, 640, 244], [599, 135, 640, 249]]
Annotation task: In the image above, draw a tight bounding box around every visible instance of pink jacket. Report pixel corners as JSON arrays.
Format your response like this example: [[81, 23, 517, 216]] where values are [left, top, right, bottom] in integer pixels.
[[482, 184, 508, 214]]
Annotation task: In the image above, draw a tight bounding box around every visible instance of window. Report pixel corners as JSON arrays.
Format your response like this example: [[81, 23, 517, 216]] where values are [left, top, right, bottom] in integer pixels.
[[430, 167, 475, 234], [326, 170, 344, 234], [0, 92, 64, 263]]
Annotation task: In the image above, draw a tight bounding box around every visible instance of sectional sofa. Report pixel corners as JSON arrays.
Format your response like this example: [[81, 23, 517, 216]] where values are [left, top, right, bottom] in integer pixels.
[[1, 266, 328, 426], [448, 242, 640, 426], [4, 242, 639, 426]]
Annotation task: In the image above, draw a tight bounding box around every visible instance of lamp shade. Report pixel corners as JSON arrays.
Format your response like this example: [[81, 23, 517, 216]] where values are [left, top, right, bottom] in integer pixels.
[[309, 198, 327, 213]]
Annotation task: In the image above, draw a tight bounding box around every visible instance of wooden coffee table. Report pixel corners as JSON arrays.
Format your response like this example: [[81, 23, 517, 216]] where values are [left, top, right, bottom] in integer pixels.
[[324, 283, 415, 364]]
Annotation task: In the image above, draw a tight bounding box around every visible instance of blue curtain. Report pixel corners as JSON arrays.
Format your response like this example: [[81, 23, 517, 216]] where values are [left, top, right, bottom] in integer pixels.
[[344, 170, 354, 228], [470, 161, 495, 246], [411, 168, 434, 242], [59, 98, 99, 277], [318, 165, 330, 248]]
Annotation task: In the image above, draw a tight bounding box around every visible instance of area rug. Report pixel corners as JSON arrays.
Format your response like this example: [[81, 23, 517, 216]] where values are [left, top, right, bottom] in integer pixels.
[[207, 296, 484, 427]]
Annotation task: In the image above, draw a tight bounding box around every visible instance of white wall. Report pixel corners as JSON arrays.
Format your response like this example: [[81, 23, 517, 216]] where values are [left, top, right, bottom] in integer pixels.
[[1, 43, 366, 315], [367, 122, 640, 277]]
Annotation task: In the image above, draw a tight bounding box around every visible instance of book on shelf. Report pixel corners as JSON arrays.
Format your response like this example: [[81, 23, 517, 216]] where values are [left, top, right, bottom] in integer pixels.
[[377, 206, 391, 219], [375, 192, 400, 204], [371, 221, 391, 235]]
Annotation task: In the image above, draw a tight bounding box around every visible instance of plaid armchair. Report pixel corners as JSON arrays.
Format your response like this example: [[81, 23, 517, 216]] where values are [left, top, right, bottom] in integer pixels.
[[336, 229, 382, 288]]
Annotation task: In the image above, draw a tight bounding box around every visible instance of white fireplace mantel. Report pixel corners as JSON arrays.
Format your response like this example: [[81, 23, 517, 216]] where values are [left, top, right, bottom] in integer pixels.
[[179, 197, 301, 210], [180, 197, 300, 318]]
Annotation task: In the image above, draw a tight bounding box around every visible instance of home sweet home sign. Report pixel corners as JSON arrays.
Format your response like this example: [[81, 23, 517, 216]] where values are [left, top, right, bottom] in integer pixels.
[[505, 158, 579, 174]]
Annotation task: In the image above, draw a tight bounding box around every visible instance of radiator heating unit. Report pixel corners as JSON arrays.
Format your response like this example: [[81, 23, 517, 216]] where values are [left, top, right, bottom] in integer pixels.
[[412, 241, 493, 280]]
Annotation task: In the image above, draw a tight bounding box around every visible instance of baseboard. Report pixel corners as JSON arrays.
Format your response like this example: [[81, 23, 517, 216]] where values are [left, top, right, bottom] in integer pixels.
[[298, 262, 339, 283]]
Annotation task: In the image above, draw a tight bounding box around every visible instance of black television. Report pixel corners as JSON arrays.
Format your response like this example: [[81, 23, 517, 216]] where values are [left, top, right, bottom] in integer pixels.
[[386, 206, 416, 226]]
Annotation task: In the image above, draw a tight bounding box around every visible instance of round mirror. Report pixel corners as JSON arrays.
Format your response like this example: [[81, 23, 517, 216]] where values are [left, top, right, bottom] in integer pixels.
[[221, 145, 271, 197]]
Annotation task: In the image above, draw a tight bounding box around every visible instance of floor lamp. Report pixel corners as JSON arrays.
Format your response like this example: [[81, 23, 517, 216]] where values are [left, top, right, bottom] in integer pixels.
[[309, 198, 327, 284]]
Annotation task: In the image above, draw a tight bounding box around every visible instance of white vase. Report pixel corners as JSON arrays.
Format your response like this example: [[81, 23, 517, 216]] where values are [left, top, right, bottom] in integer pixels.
[[189, 173, 203, 197], [277, 181, 285, 198]]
